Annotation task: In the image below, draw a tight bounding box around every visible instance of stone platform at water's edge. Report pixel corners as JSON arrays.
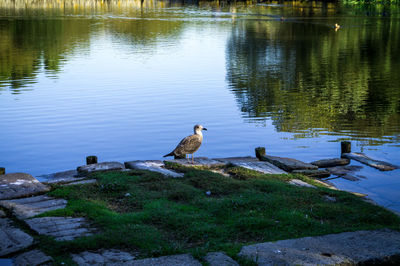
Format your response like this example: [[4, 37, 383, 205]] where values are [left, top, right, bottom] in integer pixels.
[[0, 173, 50, 200], [217, 157, 286, 174], [125, 160, 183, 178]]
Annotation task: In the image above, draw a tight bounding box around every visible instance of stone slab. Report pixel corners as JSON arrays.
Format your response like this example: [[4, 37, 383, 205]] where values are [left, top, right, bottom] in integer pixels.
[[0, 209, 5, 217], [288, 179, 316, 188], [39, 170, 84, 184], [127, 254, 202, 266], [164, 157, 226, 168], [204, 252, 239, 266], [0, 195, 67, 220], [63, 179, 97, 186], [71, 249, 136, 265], [326, 165, 362, 176], [13, 249, 52, 266], [77, 162, 125, 175], [342, 152, 399, 171], [259, 155, 318, 172], [25, 217, 96, 241], [217, 157, 286, 174], [125, 160, 183, 178], [0, 218, 33, 256], [310, 158, 350, 168], [239, 229, 400, 265], [0, 173, 50, 200], [292, 169, 330, 178]]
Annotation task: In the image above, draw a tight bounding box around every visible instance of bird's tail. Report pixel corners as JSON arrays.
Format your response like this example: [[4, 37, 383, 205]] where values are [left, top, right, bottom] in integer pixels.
[[163, 152, 174, 157]]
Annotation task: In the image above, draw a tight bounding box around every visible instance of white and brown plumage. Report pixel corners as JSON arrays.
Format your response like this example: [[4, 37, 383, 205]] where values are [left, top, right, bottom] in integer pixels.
[[163, 124, 207, 163]]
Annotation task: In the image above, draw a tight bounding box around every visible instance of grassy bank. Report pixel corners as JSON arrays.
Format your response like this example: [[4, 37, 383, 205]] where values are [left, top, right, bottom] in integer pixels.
[[40, 166, 400, 264]]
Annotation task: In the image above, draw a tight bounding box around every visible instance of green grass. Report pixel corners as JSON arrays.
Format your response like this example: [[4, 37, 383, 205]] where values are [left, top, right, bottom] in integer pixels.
[[40, 167, 400, 264]]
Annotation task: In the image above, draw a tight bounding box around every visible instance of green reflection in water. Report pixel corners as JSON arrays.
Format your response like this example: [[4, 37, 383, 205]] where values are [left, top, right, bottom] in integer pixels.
[[0, 0, 399, 144]]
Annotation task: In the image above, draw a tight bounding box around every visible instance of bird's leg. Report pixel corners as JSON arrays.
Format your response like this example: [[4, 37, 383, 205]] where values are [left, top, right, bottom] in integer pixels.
[[185, 154, 190, 163], [192, 154, 194, 164]]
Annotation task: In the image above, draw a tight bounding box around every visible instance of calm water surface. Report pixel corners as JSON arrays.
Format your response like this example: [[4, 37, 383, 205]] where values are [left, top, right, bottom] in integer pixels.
[[1, 0, 399, 211]]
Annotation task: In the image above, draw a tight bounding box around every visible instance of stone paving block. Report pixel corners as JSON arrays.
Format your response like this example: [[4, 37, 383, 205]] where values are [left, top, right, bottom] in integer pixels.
[[0, 195, 67, 220], [259, 155, 318, 172], [39, 170, 84, 184], [127, 254, 202, 266], [310, 158, 350, 168], [291, 169, 330, 178], [239, 229, 400, 265], [217, 157, 286, 174], [204, 252, 239, 266], [165, 157, 226, 168], [125, 160, 183, 178], [13, 249, 52, 266], [288, 179, 316, 188], [0, 218, 33, 256], [77, 162, 125, 175], [25, 217, 96, 241], [63, 179, 97, 186], [71, 249, 136, 265], [0, 209, 5, 217], [0, 173, 50, 200]]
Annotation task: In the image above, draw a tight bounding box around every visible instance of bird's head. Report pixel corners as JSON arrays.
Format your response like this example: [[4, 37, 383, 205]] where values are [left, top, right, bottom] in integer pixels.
[[194, 124, 207, 134]]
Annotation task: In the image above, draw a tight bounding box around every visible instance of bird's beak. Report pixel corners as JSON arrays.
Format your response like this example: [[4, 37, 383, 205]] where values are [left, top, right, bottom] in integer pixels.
[[203, 128, 207, 131]]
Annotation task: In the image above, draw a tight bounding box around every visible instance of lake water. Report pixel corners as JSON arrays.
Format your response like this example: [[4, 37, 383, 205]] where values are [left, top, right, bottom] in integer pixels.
[[1, 0, 399, 211]]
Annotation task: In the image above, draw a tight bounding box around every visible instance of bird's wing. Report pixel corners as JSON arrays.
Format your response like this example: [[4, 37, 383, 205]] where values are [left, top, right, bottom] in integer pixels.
[[174, 134, 202, 155]]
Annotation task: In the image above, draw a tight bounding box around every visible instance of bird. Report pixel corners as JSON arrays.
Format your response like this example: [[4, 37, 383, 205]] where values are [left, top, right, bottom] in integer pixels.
[[163, 124, 207, 164]]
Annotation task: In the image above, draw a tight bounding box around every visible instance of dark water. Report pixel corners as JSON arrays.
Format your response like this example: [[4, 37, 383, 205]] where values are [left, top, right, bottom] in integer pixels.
[[0, 0, 399, 211]]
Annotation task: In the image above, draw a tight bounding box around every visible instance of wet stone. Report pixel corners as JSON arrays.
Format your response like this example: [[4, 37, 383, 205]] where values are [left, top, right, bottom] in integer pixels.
[[77, 162, 125, 175], [13, 249, 52, 266], [326, 165, 362, 176], [342, 152, 399, 171], [217, 157, 286, 174], [204, 252, 239, 266], [0, 195, 67, 220], [288, 179, 316, 188], [128, 254, 202, 266], [125, 160, 183, 178], [310, 158, 350, 168], [39, 170, 84, 184], [165, 157, 226, 168], [292, 169, 330, 178], [259, 155, 318, 172], [0, 218, 33, 256], [0, 173, 50, 200], [71, 249, 136, 265], [25, 217, 96, 241], [0, 209, 5, 217], [239, 229, 400, 265]]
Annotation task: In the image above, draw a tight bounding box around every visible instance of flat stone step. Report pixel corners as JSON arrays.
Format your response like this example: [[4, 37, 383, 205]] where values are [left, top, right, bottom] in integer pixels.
[[292, 169, 330, 178], [164, 157, 226, 168], [77, 162, 125, 175], [326, 165, 363, 182], [0, 173, 50, 200], [63, 179, 97, 186], [39, 170, 84, 184], [0, 195, 67, 220], [239, 229, 400, 265], [259, 155, 318, 172], [342, 152, 399, 171], [71, 249, 136, 265], [125, 160, 183, 178], [310, 158, 350, 168], [204, 252, 239, 266], [13, 249, 52, 266], [129, 254, 202, 266], [25, 217, 96, 241], [288, 179, 316, 188], [217, 157, 286, 174], [0, 218, 33, 256]]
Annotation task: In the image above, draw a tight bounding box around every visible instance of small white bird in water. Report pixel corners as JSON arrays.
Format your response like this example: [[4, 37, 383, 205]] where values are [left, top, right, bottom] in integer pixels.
[[163, 124, 207, 164]]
